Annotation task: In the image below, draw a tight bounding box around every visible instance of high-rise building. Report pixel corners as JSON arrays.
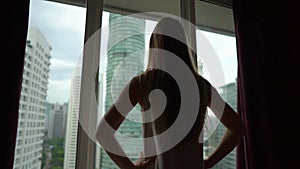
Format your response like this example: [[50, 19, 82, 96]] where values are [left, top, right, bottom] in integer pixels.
[[62, 102, 69, 139], [100, 13, 145, 169], [217, 81, 237, 169], [45, 102, 68, 139], [203, 81, 237, 169], [13, 26, 51, 169], [52, 110, 64, 139], [64, 64, 82, 169], [220, 82, 237, 109], [45, 102, 52, 136]]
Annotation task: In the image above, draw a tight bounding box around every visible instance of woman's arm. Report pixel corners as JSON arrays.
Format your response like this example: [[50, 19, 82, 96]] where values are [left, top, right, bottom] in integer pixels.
[[205, 86, 246, 168], [95, 77, 146, 169], [96, 105, 136, 169]]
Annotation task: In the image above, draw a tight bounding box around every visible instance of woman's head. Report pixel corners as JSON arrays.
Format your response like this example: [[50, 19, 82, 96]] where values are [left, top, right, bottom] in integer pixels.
[[147, 17, 197, 73]]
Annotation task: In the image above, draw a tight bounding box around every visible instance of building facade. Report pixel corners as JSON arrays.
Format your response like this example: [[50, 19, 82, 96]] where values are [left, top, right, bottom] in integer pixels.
[[63, 65, 82, 169], [204, 81, 237, 169], [217, 81, 237, 169], [13, 26, 51, 169], [45, 102, 68, 140], [99, 13, 145, 169]]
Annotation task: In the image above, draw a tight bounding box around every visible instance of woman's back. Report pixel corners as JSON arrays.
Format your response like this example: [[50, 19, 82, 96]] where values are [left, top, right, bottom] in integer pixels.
[[95, 17, 245, 169], [138, 69, 211, 169]]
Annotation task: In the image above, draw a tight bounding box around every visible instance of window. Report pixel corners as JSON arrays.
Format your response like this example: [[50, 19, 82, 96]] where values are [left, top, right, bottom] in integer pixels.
[[13, 1, 86, 169], [196, 30, 238, 169], [94, 11, 158, 169], [94, 9, 237, 169], [15, 1, 236, 169]]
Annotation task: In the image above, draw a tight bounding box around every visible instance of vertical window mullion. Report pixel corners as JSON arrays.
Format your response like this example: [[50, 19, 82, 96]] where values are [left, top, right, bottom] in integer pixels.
[[76, 0, 103, 168], [180, 0, 198, 69]]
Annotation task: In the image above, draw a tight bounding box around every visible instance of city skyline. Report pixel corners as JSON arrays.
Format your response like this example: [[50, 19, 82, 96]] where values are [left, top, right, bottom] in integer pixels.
[[29, 0, 237, 104], [16, 2, 239, 169]]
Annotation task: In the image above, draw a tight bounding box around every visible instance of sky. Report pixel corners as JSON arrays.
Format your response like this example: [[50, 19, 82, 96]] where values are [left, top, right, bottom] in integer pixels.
[[29, 0, 86, 104], [28, 0, 237, 104]]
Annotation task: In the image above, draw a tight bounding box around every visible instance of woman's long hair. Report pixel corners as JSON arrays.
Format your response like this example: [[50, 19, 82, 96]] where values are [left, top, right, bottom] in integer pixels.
[[141, 16, 205, 142], [142, 17, 199, 103], [147, 17, 197, 73]]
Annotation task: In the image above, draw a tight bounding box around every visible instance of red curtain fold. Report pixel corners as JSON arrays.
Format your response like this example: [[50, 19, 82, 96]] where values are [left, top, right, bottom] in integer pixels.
[[233, 1, 300, 169]]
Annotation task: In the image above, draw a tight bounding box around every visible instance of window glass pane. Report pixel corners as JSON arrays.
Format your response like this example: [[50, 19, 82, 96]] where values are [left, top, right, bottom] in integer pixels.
[[96, 11, 158, 169], [96, 10, 238, 169], [196, 29, 238, 169], [17, 1, 237, 169], [14, 1, 86, 169]]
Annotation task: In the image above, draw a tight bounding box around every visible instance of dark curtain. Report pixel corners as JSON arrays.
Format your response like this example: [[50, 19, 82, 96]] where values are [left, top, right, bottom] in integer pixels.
[[233, 1, 300, 169], [1, 1, 30, 169]]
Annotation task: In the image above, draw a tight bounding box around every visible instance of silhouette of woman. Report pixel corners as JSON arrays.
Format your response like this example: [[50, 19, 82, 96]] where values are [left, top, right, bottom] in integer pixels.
[[95, 17, 245, 169]]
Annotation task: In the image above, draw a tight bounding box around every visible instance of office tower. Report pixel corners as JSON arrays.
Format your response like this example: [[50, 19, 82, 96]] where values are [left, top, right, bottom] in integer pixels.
[[100, 13, 145, 169], [217, 81, 237, 169], [64, 65, 82, 169], [45, 102, 52, 137], [52, 108, 64, 139], [46, 102, 68, 139], [220, 82, 237, 110], [206, 81, 237, 169], [13, 26, 51, 169], [45, 102, 54, 139], [62, 102, 69, 139], [203, 81, 237, 169]]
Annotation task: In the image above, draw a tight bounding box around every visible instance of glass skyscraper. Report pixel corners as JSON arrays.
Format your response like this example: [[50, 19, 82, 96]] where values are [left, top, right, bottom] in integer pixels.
[[100, 13, 145, 169], [205, 81, 237, 169], [217, 81, 237, 169]]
